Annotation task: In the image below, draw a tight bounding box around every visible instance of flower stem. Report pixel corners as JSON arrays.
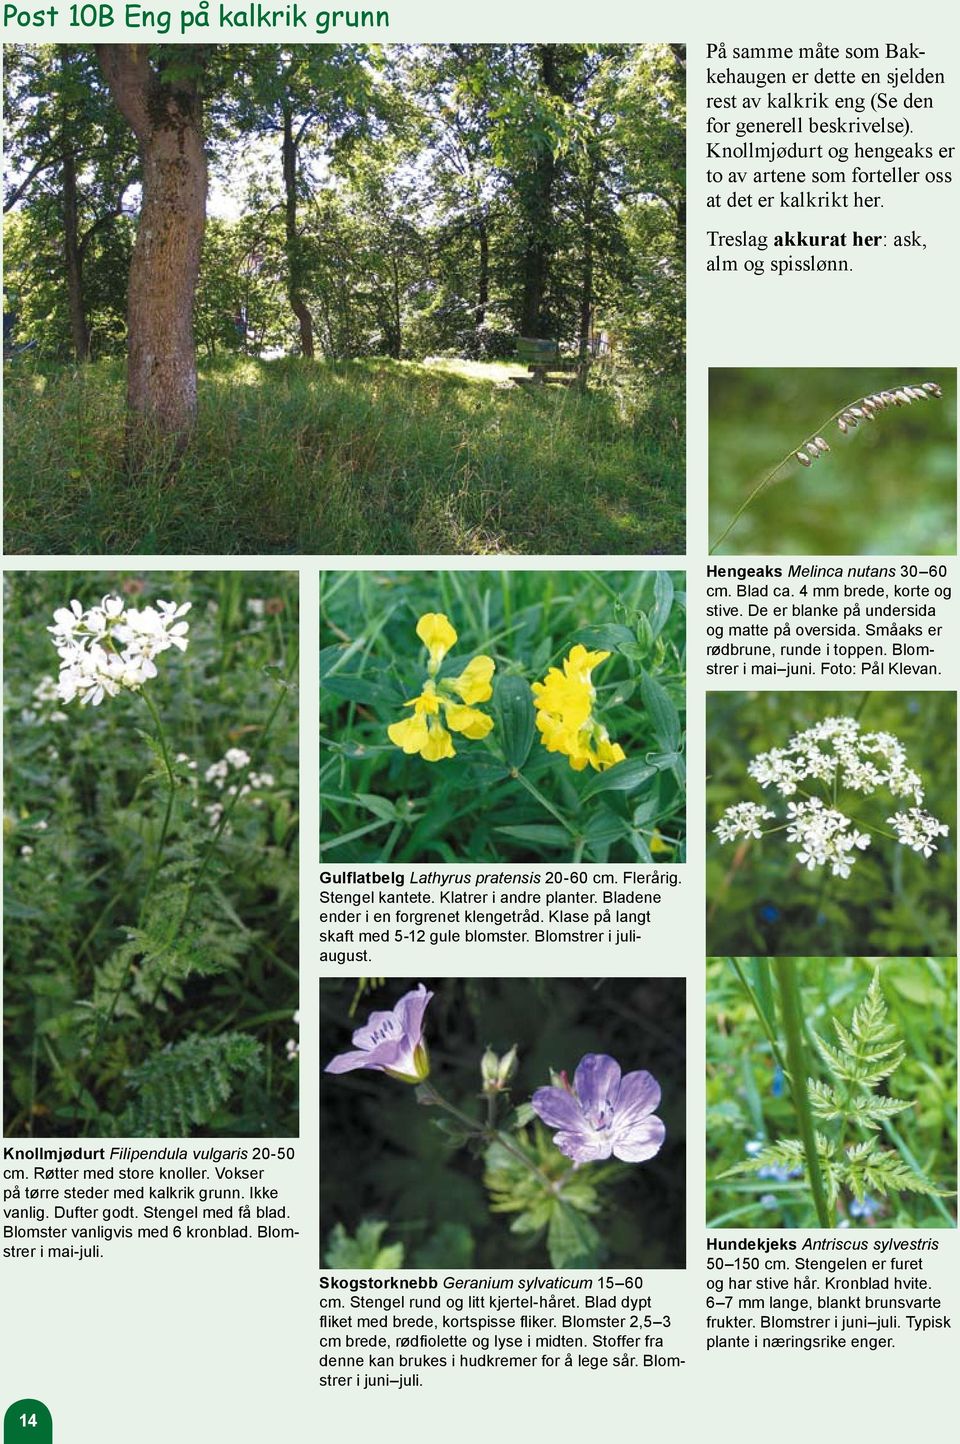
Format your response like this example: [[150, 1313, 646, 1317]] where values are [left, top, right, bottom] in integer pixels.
[[139, 689, 176, 916], [420, 1082, 557, 1189], [774, 959, 834, 1227], [709, 398, 891, 554], [74, 691, 177, 1130], [511, 771, 576, 835], [147, 674, 294, 1013]]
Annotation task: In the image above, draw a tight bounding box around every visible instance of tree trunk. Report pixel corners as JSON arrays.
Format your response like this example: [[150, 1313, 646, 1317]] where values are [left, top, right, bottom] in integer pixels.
[[475, 215, 489, 330], [97, 44, 207, 457], [519, 45, 561, 337], [61, 145, 91, 362], [576, 185, 595, 368], [282, 104, 315, 359], [391, 255, 401, 359]]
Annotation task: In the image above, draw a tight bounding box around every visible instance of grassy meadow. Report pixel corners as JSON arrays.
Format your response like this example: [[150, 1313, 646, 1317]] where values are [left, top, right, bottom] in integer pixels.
[[3, 355, 685, 556]]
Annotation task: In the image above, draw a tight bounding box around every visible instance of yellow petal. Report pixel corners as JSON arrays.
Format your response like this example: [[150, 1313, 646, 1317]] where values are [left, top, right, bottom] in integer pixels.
[[405, 688, 440, 715], [593, 735, 626, 771], [388, 714, 430, 754], [564, 644, 610, 684], [421, 722, 456, 761], [446, 655, 495, 705], [416, 613, 457, 667], [443, 702, 494, 739]]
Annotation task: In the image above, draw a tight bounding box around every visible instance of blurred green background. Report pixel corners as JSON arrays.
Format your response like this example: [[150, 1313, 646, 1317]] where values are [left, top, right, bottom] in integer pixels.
[[321, 975, 686, 1269], [706, 957, 957, 1229], [706, 691, 956, 957], [709, 367, 956, 555]]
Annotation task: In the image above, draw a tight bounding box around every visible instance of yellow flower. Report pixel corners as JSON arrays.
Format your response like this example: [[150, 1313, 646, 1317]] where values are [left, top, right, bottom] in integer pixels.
[[388, 616, 496, 762], [446, 655, 495, 705], [416, 613, 458, 673], [532, 644, 625, 772]]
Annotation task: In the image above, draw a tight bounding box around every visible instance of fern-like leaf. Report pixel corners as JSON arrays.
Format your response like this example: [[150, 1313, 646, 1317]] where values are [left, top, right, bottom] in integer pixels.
[[122, 1032, 262, 1136], [720, 1134, 843, 1206], [840, 1137, 951, 1201], [807, 1077, 912, 1130], [814, 971, 905, 1086]]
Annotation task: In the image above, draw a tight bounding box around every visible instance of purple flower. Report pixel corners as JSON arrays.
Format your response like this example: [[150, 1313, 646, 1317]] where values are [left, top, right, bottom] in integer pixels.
[[531, 1053, 666, 1165], [324, 984, 433, 1083]]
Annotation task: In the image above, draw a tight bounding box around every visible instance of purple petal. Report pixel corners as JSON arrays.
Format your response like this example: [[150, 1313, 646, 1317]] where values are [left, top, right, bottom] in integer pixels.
[[530, 1085, 585, 1131], [615, 1070, 661, 1123], [611, 1114, 666, 1163], [350, 1007, 403, 1051], [325, 1048, 383, 1075], [395, 984, 433, 1045], [552, 1129, 614, 1164], [573, 1054, 622, 1113]]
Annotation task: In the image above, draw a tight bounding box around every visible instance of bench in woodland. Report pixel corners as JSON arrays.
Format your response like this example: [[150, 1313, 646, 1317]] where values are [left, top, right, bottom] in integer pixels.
[[514, 336, 579, 386]]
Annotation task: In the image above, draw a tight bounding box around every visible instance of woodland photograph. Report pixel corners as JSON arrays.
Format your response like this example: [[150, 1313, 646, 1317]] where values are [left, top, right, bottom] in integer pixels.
[[3, 43, 686, 557]]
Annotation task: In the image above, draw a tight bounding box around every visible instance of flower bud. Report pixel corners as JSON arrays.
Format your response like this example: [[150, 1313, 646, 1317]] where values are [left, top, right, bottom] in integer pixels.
[[481, 1045, 518, 1092]]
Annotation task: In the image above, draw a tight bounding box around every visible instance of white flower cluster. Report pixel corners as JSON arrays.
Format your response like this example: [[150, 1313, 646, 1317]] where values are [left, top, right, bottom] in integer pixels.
[[18, 675, 70, 727], [745, 717, 923, 803], [713, 801, 776, 843], [203, 747, 275, 829], [715, 716, 948, 878], [785, 799, 871, 879], [205, 748, 253, 787], [49, 596, 191, 706], [886, 808, 951, 859]]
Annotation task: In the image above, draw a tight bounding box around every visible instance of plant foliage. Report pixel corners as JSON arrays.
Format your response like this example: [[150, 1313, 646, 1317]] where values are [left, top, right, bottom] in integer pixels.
[[707, 959, 956, 1228], [3, 571, 300, 1137]]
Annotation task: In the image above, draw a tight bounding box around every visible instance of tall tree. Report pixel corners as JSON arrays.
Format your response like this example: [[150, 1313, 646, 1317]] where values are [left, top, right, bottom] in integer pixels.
[[226, 46, 391, 360], [407, 45, 504, 339], [4, 44, 136, 361], [96, 44, 207, 455]]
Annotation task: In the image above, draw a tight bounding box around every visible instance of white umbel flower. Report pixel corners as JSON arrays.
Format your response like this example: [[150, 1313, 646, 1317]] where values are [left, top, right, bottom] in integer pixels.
[[887, 808, 950, 859], [716, 715, 947, 879], [714, 801, 776, 843], [49, 594, 190, 705]]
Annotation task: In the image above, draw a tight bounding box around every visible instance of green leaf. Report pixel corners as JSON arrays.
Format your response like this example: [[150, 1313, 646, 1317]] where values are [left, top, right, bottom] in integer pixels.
[[413, 1223, 475, 1268], [506, 1102, 537, 1130], [576, 624, 636, 653], [324, 1220, 405, 1269], [352, 792, 402, 823], [461, 756, 511, 785], [496, 674, 536, 770], [319, 645, 346, 678], [495, 824, 570, 847], [580, 756, 657, 801], [321, 673, 400, 707], [582, 807, 630, 846], [640, 671, 681, 752], [649, 571, 675, 638], [546, 1201, 602, 1268]]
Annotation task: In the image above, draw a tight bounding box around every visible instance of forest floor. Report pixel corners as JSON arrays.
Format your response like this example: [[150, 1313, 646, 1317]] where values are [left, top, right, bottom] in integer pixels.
[[3, 354, 685, 556]]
